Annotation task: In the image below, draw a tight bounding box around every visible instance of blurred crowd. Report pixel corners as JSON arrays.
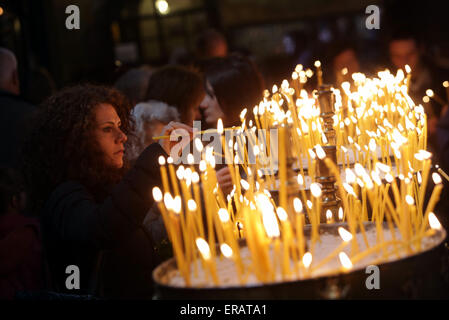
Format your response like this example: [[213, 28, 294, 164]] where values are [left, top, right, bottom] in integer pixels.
[[1, 24, 449, 300]]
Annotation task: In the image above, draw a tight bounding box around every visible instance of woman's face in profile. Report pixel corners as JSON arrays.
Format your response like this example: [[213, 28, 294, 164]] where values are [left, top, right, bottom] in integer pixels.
[[200, 81, 224, 126], [93, 103, 128, 169]]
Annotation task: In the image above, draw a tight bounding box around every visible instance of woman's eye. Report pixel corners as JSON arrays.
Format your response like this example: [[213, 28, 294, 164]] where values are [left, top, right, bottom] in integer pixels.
[[102, 127, 113, 133]]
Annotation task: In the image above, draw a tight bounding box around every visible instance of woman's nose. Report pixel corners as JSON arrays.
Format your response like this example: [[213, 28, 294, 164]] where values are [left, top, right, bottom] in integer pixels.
[[117, 128, 127, 143]]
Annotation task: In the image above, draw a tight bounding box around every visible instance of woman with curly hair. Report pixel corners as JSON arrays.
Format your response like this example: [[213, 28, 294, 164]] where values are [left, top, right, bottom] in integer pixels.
[[21, 84, 191, 298]]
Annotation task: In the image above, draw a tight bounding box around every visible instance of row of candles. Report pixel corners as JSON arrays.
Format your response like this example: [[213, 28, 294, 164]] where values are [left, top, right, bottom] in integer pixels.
[[152, 63, 445, 286]]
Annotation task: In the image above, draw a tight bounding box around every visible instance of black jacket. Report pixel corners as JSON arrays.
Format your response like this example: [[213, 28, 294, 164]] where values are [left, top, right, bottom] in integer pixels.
[[40, 143, 166, 299], [0, 90, 36, 168]]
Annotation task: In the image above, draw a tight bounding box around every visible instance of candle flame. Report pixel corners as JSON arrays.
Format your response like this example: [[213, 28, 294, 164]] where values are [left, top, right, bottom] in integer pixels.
[[405, 64, 411, 74], [338, 227, 353, 242], [187, 153, 194, 165], [276, 207, 288, 221], [405, 195, 414, 205], [315, 144, 326, 159], [192, 172, 200, 183], [293, 197, 303, 213], [326, 210, 333, 223], [339, 252, 353, 270], [432, 172, 442, 184], [220, 243, 233, 258], [196, 238, 211, 260], [152, 187, 163, 202], [240, 179, 250, 191], [302, 252, 312, 268], [218, 208, 230, 222], [158, 156, 166, 165], [164, 193, 173, 211], [428, 212, 442, 230], [310, 183, 322, 198], [173, 196, 182, 214], [338, 207, 344, 220], [217, 118, 224, 134], [187, 199, 197, 211], [306, 200, 313, 209], [297, 174, 304, 186], [194, 138, 203, 152]]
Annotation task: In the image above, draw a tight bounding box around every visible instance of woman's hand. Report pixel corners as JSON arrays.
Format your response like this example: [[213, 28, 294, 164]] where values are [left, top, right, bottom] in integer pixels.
[[158, 122, 193, 157], [216, 167, 233, 195]]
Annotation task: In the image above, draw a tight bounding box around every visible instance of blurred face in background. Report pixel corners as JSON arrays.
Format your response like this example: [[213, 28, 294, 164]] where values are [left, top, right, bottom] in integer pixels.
[[190, 95, 203, 125], [389, 39, 420, 72], [200, 80, 224, 126], [333, 49, 360, 80], [93, 103, 127, 169], [143, 120, 165, 146]]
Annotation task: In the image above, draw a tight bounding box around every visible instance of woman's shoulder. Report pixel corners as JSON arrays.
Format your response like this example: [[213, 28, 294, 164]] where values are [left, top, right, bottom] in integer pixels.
[[42, 181, 94, 217]]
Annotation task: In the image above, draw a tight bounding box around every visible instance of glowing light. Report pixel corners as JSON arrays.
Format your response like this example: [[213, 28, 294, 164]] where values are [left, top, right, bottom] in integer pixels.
[[326, 210, 333, 222], [218, 208, 230, 223], [152, 187, 163, 202], [240, 179, 250, 191], [276, 207, 288, 221], [164, 193, 173, 211], [217, 118, 224, 134], [194, 138, 204, 152], [338, 227, 353, 242], [338, 207, 344, 220], [156, 0, 170, 14], [310, 183, 322, 198], [220, 244, 233, 258], [405, 195, 414, 205], [158, 156, 166, 165], [196, 238, 211, 260], [302, 252, 312, 268], [432, 172, 442, 184], [429, 212, 442, 230], [173, 196, 182, 214], [293, 197, 303, 213], [339, 252, 353, 270], [315, 144, 326, 160], [187, 199, 197, 211]]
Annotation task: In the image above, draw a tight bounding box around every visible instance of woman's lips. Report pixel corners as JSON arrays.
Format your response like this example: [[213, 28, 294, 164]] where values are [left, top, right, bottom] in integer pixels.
[[114, 150, 124, 155]]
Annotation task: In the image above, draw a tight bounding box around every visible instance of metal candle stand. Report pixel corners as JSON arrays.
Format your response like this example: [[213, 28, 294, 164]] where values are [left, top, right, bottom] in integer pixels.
[[316, 84, 341, 223]]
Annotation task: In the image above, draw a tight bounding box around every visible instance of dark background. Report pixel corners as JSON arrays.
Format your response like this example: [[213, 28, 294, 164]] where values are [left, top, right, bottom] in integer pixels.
[[1, 0, 449, 104]]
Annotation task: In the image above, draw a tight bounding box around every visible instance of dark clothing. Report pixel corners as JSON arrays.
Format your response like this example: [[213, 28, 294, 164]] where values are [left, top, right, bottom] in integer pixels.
[[0, 90, 36, 168], [407, 61, 449, 119], [40, 143, 166, 299], [0, 212, 44, 299]]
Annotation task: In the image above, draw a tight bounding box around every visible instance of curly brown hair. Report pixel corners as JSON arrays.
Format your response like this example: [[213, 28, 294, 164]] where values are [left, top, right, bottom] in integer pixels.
[[21, 84, 133, 212]]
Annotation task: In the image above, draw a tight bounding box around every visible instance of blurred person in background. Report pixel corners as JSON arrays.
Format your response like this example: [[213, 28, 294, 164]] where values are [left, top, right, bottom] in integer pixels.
[[195, 29, 228, 59], [128, 101, 180, 161], [197, 54, 264, 129], [0, 167, 44, 299], [114, 66, 153, 107], [388, 30, 449, 135], [145, 65, 204, 127], [0, 48, 36, 169], [327, 41, 361, 87]]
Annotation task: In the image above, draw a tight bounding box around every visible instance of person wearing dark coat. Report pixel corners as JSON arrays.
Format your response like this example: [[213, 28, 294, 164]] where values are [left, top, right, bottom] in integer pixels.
[[21, 84, 192, 299], [0, 48, 36, 168]]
